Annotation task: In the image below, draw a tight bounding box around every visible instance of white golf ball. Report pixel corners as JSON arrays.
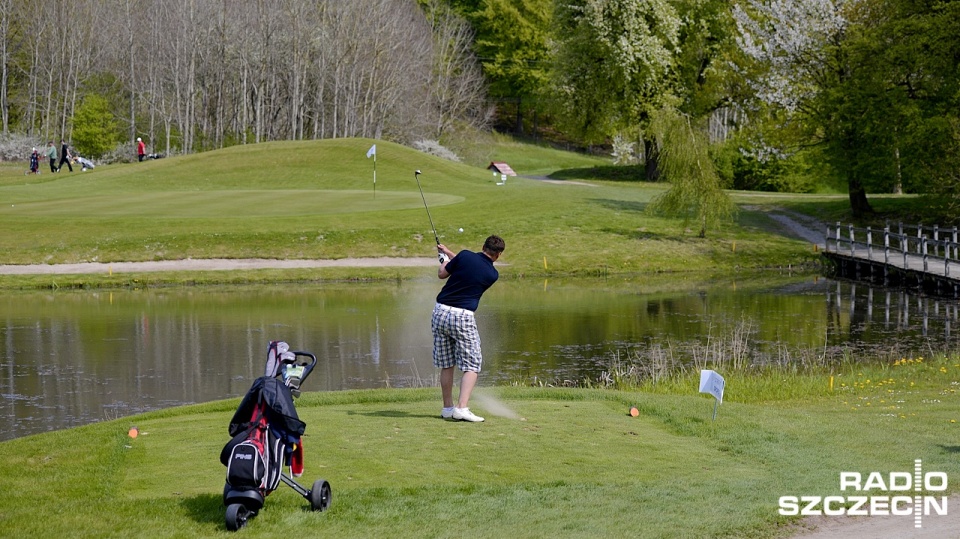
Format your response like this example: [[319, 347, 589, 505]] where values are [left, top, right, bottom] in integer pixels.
[[458, 228, 464, 233]]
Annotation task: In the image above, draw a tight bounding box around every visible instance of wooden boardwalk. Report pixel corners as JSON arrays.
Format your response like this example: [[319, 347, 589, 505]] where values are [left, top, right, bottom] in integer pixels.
[[823, 222, 960, 297]]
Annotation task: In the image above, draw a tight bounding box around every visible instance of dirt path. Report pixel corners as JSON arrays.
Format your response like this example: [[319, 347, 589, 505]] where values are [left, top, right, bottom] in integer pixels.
[[0, 257, 437, 275], [0, 206, 825, 276], [744, 205, 828, 247]]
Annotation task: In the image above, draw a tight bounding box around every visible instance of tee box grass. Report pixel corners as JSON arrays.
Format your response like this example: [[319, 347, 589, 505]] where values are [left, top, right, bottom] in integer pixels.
[[2, 352, 959, 538]]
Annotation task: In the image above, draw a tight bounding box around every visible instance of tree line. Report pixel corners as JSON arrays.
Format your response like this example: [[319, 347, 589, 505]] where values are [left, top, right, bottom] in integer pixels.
[[457, 0, 959, 221], [0, 0, 486, 156], [1, 0, 958, 221]]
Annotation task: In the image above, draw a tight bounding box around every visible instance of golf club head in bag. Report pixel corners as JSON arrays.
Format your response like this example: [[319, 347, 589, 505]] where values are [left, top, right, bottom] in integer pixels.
[[264, 340, 290, 377], [265, 341, 302, 390]]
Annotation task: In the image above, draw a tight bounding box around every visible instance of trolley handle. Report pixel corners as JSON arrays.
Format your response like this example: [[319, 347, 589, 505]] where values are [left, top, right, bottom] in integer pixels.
[[291, 351, 318, 385]]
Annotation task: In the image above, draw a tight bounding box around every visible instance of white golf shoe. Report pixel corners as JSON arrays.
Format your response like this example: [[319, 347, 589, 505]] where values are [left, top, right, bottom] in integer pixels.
[[452, 408, 484, 422]]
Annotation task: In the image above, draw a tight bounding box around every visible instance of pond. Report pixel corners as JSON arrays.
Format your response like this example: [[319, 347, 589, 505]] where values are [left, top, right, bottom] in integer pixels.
[[2, 275, 958, 441]]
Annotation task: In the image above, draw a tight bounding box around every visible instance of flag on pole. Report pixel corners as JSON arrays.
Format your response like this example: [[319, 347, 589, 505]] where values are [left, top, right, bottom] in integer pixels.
[[699, 369, 725, 421], [367, 144, 377, 199], [698, 370, 725, 403]]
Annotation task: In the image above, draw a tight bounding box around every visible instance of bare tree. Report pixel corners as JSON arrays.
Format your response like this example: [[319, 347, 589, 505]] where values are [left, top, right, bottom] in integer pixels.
[[0, 0, 489, 154], [0, 0, 12, 133]]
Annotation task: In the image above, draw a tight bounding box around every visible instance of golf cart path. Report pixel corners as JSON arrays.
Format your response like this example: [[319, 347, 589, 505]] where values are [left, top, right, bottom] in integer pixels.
[[744, 205, 828, 248], [0, 207, 825, 275], [0, 257, 438, 275]]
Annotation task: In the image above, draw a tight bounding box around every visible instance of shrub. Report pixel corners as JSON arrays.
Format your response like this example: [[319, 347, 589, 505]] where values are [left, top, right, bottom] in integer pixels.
[[71, 94, 121, 158], [100, 142, 140, 164], [0, 133, 46, 162], [413, 139, 461, 162]]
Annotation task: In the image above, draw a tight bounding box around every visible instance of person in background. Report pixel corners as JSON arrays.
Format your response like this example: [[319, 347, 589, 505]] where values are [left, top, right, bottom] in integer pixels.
[[57, 139, 72, 172], [45, 141, 57, 173], [27, 147, 40, 175], [137, 137, 146, 162]]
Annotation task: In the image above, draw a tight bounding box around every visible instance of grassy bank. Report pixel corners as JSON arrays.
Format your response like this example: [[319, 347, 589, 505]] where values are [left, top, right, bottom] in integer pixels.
[[0, 354, 957, 538], [0, 138, 823, 289]]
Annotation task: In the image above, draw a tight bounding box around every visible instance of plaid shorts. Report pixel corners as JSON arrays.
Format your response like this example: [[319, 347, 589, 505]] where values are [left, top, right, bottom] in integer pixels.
[[431, 303, 483, 372]]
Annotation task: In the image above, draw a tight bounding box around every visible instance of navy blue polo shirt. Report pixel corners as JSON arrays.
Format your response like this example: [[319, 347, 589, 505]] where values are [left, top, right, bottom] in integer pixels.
[[436, 250, 499, 312]]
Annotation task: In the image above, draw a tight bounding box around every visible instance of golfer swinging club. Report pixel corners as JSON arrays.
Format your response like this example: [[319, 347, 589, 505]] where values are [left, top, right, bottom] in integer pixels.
[[433, 235, 505, 422]]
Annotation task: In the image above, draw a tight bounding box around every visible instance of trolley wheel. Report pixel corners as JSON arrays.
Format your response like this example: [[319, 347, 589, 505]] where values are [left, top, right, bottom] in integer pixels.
[[225, 503, 250, 531], [309, 479, 332, 512]]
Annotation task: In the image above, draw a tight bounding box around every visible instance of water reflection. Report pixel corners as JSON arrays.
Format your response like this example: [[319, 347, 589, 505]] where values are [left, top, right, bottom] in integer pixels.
[[1, 277, 958, 441], [827, 282, 960, 346]]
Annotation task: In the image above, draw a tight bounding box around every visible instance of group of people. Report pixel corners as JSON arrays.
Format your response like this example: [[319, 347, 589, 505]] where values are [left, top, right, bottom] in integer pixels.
[[26, 140, 74, 174], [45, 140, 73, 172], [27, 136, 150, 174]]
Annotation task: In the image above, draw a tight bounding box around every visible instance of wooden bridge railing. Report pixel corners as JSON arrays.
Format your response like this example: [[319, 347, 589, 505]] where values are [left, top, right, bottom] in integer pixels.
[[824, 222, 960, 278]]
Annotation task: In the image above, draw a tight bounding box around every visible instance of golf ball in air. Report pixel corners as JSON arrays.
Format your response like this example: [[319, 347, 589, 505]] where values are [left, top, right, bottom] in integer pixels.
[[458, 228, 464, 233]]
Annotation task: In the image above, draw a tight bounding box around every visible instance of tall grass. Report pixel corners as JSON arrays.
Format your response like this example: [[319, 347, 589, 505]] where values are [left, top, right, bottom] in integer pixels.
[[514, 315, 960, 405]]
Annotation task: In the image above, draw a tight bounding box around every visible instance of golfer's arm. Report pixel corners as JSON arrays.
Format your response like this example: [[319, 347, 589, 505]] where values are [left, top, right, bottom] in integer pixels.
[[438, 263, 450, 279]]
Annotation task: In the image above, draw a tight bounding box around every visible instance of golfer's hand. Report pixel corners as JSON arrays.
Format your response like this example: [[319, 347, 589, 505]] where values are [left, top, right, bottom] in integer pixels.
[[437, 244, 455, 259]]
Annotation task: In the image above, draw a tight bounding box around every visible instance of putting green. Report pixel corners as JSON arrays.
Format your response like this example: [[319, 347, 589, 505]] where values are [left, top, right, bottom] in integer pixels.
[[0, 189, 464, 218]]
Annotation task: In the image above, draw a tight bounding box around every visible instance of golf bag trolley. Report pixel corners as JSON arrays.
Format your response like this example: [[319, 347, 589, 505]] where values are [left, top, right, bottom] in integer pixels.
[[220, 341, 332, 531]]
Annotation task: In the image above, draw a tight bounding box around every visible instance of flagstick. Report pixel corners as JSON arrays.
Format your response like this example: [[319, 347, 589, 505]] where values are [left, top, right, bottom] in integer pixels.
[[373, 153, 377, 199], [712, 400, 719, 421]]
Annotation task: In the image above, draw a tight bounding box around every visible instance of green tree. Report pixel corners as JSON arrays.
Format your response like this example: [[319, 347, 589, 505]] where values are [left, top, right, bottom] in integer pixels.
[[672, 0, 743, 118], [733, 0, 875, 215], [647, 107, 736, 237], [549, 0, 740, 182], [70, 94, 120, 158], [734, 0, 960, 217], [449, 0, 552, 134], [833, 0, 960, 213], [550, 0, 680, 144]]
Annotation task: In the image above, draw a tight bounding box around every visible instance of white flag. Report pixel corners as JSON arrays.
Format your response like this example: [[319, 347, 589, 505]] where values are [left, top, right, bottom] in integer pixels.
[[366, 144, 376, 158], [699, 370, 725, 404]]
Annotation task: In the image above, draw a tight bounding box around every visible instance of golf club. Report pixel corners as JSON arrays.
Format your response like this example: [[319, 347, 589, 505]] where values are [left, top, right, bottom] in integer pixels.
[[414, 170, 446, 263]]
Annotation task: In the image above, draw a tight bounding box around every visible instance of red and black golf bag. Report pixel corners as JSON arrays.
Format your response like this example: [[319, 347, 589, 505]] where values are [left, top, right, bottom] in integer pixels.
[[219, 341, 329, 531], [220, 376, 305, 496]]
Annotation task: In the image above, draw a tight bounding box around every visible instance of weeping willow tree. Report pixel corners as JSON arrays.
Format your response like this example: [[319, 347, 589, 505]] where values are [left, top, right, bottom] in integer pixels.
[[647, 108, 736, 238]]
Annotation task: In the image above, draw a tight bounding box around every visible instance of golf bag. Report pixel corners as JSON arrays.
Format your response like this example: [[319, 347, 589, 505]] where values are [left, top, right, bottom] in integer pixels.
[[220, 375, 305, 495], [27, 151, 39, 174], [221, 393, 291, 493], [220, 341, 329, 532]]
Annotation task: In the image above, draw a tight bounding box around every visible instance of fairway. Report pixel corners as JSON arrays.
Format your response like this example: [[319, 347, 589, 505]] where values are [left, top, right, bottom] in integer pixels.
[[0, 189, 464, 218], [0, 137, 824, 276]]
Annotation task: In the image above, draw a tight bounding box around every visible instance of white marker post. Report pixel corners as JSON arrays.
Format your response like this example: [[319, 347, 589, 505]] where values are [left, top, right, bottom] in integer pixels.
[[699, 369, 725, 421]]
